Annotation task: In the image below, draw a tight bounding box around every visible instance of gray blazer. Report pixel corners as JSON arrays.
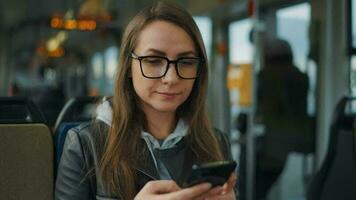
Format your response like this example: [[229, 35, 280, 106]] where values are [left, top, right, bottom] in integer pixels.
[[55, 121, 233, 200]]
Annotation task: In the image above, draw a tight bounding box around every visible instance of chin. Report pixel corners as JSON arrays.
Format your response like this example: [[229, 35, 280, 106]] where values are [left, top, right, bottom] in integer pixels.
[[152, 104, 180, 113], [155, 107, 178, 113]]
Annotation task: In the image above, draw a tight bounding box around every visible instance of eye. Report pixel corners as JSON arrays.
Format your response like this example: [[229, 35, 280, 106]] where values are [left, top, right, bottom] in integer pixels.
[[179, 58, 199, 66], [143, 57, 164, 65]]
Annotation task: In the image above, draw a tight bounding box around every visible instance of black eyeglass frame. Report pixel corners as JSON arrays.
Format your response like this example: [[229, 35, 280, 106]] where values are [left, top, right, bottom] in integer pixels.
[[131, 52, 203, 79]]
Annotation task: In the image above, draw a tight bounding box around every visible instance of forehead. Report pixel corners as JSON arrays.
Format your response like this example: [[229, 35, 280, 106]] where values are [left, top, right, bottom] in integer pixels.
[[135, 20, 196, 55]]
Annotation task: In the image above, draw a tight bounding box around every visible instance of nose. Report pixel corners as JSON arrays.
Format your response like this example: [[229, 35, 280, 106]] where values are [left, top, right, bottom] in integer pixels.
[[162, 63, 179, 84]]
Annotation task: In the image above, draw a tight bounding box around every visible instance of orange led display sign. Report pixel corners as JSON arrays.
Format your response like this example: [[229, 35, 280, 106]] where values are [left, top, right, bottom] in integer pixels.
[[50, 17, 96, 31]]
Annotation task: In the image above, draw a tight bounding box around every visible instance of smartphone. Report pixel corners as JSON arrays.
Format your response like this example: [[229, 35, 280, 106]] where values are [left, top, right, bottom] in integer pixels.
[[183, 160, 237, 187]]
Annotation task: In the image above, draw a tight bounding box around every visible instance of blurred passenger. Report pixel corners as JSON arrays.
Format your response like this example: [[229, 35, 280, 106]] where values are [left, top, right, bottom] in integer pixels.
[[255, 38, 309, 200], [55, 2, 236, 200]]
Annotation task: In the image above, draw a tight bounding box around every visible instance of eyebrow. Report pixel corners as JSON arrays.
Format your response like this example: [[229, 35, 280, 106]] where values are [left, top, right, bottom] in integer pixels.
[[144, 48, 197, 57]]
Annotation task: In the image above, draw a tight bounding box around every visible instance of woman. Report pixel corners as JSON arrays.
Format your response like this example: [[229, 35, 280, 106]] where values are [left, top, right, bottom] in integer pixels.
[[55, 2, 236, 200]]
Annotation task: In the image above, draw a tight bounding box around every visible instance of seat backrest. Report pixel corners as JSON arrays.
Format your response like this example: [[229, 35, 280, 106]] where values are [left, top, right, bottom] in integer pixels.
[[53, 96, 102, 132], [55, 122, 81, 169], [320, 128, 356, 200], [307, 96, 356, 200], [354, 119, 356, 161], [0, 97, 46, 124], [0, 123, 54, 200]]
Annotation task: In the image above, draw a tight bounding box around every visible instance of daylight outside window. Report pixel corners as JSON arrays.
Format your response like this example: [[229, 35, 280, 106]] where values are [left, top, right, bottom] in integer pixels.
[[229, 19, 253, 64], [352, 0, 356, 48], [277, 3, 310, 72], [193, 16, 212, 62]]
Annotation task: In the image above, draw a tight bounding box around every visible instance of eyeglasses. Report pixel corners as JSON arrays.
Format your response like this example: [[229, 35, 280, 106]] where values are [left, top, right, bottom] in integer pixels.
[[131, 53, 202, 79]]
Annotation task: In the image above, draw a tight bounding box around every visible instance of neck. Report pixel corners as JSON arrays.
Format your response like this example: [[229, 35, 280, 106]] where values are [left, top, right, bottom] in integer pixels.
[[146, 111, 176, 140]]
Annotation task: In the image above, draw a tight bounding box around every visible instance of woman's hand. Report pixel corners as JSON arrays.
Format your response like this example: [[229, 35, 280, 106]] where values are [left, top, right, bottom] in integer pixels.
[[196, 173, 237, 200], [134, 180, 212, 200]]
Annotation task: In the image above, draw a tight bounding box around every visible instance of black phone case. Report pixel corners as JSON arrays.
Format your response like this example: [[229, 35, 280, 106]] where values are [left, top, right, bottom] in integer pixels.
[[183, 161, 237, 187]]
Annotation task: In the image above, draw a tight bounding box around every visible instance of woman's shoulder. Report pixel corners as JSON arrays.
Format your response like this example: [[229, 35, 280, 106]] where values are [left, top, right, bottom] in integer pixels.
[[69, 120, 109, 140], [65, 120, 109, 154], [57, 120, 110, 199]]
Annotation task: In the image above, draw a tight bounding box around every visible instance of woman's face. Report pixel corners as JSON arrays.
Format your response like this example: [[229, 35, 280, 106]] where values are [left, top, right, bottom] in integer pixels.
[[131, 20, 196, 117]]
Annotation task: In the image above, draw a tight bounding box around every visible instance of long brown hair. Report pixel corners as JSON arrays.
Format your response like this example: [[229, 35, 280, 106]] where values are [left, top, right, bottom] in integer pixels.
[[99, 2, 224, 199]]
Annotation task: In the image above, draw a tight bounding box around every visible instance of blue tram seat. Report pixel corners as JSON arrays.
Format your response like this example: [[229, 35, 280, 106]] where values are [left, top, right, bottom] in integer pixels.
[[307, 96, 356, 200], [55, 122, 81, 168], [0, 97, 53, 200], [54, 96, 102, 173]]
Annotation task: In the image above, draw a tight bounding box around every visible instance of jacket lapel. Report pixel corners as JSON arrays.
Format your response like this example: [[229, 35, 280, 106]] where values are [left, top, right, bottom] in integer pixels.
[[134, 138, 197, 188], [135, 140, 159, 180], [161, 139, 198, 186], [177, 147, 197, 186]]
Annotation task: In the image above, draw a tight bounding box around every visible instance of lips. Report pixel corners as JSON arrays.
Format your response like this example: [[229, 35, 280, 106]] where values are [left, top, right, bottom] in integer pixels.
[[157, 91, 179, 95], [156, 91, 180, 98]]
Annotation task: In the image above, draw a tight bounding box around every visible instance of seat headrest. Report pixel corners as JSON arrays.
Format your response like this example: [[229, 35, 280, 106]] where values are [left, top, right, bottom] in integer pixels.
[[0, 97, 46, 123]]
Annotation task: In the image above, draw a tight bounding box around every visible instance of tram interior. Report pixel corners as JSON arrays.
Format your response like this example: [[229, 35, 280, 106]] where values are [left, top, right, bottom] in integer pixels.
[[0, 0, 355, 200]]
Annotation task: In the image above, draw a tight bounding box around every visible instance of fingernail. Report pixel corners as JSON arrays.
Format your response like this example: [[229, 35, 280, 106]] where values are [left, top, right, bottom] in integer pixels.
[[201, 183, 212, 189]]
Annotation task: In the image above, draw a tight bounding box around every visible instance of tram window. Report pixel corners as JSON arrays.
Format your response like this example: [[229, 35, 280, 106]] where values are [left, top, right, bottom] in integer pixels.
[[193, 16, 212, 61], [103, 46, 118, 95], [351, 0, 356, 100], [91, 52, 104, 79], [351, 57, 356, 105], [352, 0, 356, 48], [89, 52, 104, 95], [104, 46, 118, 80], [277, 3, 311, 72], [228, 19, 253, 64]]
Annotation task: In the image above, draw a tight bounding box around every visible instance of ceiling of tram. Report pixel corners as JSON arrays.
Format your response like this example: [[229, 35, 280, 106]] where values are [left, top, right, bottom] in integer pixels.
[[7, 0, 315, 86], [0, 0, 246, 68], [0, 0, 245, 29]]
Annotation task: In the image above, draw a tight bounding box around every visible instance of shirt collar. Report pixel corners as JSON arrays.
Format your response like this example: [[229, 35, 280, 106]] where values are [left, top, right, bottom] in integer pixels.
[[96, 101, 188, 149], [141, 119, 188, 150]]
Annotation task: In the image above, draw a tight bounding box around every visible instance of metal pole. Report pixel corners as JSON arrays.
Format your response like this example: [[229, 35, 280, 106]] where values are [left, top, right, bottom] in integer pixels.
[[246, 0, 260, 200]]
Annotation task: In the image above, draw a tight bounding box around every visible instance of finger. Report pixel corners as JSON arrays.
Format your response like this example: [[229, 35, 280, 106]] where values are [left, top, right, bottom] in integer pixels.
[[207, 186, 224, 196], [195, 186, 223, 200], [206, 190, 236, 200], [144, 180, 181, 194], [227, 173, 237, 185], [222, 173, 237, 195], [169, 183, 212, 199]]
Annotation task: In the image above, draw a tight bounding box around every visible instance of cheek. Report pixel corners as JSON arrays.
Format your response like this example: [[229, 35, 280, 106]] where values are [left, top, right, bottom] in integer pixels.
[[132, 66, 144, 94], [132, 74, 145, 95], [131, 66, 155, 100], [183, 81, 195, 99]]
